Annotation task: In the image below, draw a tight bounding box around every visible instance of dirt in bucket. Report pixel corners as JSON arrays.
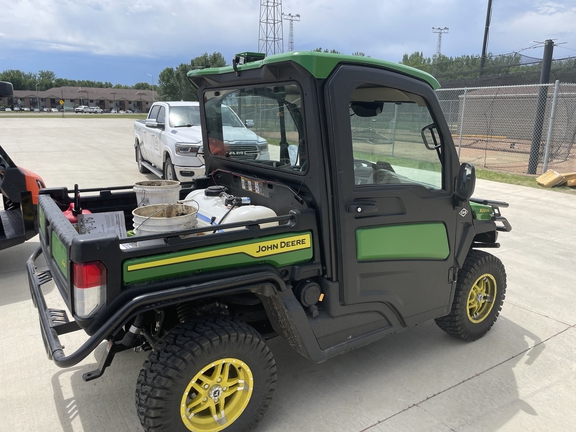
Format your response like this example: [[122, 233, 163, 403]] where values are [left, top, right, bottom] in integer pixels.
[[133, 204, 197, 218], [135, 180, 179, 187]]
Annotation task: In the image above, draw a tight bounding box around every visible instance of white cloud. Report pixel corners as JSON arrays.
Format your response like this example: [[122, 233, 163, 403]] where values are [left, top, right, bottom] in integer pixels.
[[1, 0, 575, 66]]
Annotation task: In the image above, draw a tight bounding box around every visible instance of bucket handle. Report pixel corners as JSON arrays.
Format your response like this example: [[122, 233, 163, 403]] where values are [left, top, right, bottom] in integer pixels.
[[134, 201, 199, 232]]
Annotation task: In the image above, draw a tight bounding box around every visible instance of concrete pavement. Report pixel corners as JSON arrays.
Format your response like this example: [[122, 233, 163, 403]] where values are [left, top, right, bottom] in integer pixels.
[[1, 117, 575, 432]]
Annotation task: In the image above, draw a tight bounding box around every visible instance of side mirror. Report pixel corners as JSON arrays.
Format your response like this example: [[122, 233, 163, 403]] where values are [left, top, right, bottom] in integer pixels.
[[245, 119, 254, 128], [0, 81, 14, 97], [145, 120, 165, 129], [455, 163, 476, 202]]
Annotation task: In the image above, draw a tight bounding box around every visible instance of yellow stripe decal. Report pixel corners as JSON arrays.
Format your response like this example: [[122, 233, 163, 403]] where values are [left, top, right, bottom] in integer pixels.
[[127, 233, 311, 272]]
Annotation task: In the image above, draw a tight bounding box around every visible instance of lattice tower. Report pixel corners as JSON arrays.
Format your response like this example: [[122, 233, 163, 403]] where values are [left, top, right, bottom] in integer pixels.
[[258, 1, 284, 55]]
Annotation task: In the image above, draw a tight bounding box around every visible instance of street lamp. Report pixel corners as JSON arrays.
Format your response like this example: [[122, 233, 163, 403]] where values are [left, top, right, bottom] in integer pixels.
[[35, 82, 39, 110], [146, 73, 155, 101]]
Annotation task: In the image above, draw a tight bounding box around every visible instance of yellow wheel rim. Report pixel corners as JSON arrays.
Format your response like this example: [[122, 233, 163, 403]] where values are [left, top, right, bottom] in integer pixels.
[[467, 273, 497, 324], [180, 357, 253, 432]]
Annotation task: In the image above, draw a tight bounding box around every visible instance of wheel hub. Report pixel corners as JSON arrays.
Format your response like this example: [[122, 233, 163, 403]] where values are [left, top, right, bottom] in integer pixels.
[[467, 274, 497, 324], [209, 385, 223, 401], [180, 357, 254, 432]]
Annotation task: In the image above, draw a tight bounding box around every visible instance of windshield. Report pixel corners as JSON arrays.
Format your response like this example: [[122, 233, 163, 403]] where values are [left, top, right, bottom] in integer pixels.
[[203, 83, 305, 170], [169, 105, 201, 127]]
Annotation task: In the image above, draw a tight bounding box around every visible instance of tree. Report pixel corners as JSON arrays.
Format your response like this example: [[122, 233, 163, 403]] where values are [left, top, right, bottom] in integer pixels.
[[157, 52, 227, 102], [157, 67, 180, 101], [313, 48, 341, 54], [133, 82, 152, 90]]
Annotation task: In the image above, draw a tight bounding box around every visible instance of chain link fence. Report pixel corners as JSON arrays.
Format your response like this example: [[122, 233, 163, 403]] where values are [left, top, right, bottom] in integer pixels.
[[436, 82, 576, 175]]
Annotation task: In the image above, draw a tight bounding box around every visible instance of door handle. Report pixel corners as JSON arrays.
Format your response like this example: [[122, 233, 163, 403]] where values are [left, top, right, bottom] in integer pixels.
[[347, 201, 378, 214]]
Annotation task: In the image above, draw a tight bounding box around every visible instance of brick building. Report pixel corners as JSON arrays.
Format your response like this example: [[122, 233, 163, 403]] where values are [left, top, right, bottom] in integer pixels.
[[0, 86, 157, 112]]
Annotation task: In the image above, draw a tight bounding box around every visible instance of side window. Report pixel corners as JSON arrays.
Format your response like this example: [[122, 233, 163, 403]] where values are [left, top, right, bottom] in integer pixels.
[[157, 106, 166, 124], [349, 85, 444, 190], [148, 105, 160, 121]]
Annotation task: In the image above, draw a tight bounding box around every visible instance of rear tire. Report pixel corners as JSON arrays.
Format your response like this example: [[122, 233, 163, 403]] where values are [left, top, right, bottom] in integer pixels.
[[435, 250, 506, 341], [136, 145, 150, 174], [136, 316, 277, 432], [164, 156, 176, 180]]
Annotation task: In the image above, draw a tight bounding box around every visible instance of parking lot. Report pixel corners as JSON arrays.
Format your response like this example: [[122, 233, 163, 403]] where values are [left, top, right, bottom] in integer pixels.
[[1, 117, 575, 432]]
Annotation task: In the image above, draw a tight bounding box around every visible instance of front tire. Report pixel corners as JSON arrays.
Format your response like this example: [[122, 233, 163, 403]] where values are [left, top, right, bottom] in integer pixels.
[[435, 250, 506, 341], [164, 156, 176, 180], [136, 317, 277, 432]]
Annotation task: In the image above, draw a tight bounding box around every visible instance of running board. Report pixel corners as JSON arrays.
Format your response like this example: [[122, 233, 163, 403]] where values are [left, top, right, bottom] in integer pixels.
[[140, 160, 163, 178]]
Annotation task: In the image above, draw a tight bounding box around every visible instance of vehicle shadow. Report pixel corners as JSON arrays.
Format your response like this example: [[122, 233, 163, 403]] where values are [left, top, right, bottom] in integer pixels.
[[48, 315, 546, 432], [259, 316, 545, 432], [0, 238, 55, 307]]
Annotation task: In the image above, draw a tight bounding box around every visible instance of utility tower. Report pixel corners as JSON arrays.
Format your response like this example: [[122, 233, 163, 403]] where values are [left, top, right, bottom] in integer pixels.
[[258, 1, 284, 56], [432, 27, 449, 56], [283, 13, 300, 52]]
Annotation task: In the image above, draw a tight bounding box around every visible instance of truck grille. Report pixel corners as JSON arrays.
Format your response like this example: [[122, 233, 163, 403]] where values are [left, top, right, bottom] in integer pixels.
[[227, 144, 259, 160]]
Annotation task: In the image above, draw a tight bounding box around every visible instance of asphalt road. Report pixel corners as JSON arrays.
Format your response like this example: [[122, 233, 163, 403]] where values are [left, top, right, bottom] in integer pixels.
[[1, 118, 575, 432]]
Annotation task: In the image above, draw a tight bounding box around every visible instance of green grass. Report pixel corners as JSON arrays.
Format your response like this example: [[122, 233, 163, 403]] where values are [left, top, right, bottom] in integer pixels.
[[476, 168, 576, 194], [0, 113, 146, 119]]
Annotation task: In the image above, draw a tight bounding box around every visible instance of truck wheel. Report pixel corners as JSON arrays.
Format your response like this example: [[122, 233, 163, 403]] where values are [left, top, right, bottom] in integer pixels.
[[164, 156, 176, 180], [435, 250, 506, 341], [135, 317, 277, 432], [136, 146, 150, 173]]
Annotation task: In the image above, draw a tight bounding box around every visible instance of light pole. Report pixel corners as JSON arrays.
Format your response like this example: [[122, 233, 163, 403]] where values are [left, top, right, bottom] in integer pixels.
[[35, 82, 39, 110]]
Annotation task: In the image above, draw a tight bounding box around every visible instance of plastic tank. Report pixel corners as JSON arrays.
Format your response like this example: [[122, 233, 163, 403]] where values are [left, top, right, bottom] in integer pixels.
[[183, 186, 277, 232]]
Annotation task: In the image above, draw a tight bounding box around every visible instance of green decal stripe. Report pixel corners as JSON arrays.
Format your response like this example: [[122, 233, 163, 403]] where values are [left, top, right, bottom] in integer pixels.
[[123, 233, 313, 284], [356, 223, 449, 261], [51, 231, 68, 277]]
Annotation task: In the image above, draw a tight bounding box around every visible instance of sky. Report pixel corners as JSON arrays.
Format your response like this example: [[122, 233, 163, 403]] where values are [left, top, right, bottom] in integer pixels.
[[1, 0, 575, 87]]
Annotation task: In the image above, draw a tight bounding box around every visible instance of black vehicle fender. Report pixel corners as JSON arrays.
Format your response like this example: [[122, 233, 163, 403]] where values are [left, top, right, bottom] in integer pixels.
[[455, 219, 498, 269], [85, 263, 325, 358]]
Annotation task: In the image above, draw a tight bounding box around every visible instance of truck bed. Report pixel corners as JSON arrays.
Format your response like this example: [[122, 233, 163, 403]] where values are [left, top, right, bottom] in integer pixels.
[[33, 182, 317, 333]]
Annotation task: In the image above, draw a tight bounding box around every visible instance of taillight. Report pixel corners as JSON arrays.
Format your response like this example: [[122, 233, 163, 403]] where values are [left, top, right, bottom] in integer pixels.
[[73, 261, 107, 319]]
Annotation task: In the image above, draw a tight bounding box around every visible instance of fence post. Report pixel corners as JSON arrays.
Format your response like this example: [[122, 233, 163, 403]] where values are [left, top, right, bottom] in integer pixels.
[[542, 80, 560, 173], [457, 88, 468, 158], [528, 39, 555, 174]]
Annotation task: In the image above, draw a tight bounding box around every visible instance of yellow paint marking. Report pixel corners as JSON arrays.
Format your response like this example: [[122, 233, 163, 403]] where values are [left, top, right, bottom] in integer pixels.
[[127, 233, 311, 272]]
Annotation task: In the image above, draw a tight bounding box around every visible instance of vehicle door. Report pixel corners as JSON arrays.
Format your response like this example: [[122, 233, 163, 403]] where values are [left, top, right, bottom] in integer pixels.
[[145, 105, 165, 168], [325, 65, 461, 326]]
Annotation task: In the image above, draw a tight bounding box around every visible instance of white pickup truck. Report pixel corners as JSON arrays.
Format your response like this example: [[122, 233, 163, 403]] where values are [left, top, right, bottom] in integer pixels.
[[134, 101, 270, 181]]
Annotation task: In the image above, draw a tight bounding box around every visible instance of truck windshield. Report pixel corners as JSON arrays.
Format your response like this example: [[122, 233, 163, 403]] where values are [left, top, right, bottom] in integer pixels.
[[203, 83, 306, 171], [170, 105, 201, 127]]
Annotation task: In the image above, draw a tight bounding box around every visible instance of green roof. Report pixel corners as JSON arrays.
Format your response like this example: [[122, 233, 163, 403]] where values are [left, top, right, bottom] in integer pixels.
[[188, 51, 440, 89]]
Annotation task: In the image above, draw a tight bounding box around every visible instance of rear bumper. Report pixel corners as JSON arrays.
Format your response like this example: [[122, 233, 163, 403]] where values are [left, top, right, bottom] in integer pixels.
[[27, 244, 296, 369]]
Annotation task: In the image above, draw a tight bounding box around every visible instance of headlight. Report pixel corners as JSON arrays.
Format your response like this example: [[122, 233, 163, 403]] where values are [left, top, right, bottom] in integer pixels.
[[175, 143, 202, 157]]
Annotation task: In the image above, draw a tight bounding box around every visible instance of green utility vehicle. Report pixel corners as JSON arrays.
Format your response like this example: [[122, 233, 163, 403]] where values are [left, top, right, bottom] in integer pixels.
[[28, 51, 511, 432]]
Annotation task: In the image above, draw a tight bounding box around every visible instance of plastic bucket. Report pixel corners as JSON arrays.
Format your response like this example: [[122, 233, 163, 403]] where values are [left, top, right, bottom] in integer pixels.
[[132, 203, 197, 246], [133, 180, 181, 207]]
